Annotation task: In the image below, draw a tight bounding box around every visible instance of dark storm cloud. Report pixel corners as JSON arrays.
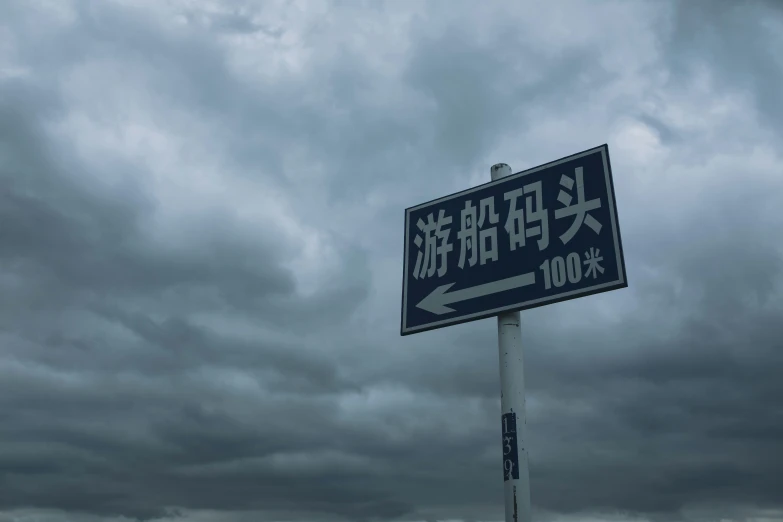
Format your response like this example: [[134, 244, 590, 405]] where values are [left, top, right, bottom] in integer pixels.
[[1, 1, 783, 522], [666, 0, 783, 134], [0, 84, 369, 518], [0, 4, 375, 520], [0, 86, 310, 338], [1, 1, 373, 322]]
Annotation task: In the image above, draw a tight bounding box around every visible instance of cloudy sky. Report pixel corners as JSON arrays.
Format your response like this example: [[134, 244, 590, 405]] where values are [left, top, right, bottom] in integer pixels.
[[2, 0, 783, 521]]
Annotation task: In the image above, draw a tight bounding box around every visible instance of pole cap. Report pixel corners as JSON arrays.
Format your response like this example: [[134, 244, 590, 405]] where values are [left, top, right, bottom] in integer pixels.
[[491, 163, 513, 181]]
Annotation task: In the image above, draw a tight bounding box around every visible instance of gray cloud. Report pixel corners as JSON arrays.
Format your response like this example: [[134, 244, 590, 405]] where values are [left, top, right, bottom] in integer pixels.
[[1, 1, 782, 522]]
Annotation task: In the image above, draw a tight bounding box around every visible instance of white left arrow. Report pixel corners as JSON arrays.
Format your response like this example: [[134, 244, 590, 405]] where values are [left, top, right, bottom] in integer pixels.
[[416, 272, 536, 315]]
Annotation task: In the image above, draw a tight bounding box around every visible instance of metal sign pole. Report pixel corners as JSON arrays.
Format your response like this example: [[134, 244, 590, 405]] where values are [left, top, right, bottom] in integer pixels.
[[492, 163, 532, 522]]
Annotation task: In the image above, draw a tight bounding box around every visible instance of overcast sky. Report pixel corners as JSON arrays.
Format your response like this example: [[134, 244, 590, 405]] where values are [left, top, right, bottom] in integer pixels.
[[2, 1, 783, 521]]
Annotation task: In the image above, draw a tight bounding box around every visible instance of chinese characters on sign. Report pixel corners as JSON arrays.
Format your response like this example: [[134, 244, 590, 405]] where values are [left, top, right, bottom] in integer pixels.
[[410, 167, 605, 280], [412, 210, 452, 279], [401, 144, 627, 335]]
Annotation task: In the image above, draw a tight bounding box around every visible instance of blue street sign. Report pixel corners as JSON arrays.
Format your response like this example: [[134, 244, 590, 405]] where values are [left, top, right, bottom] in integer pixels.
[[400, 144, 627, 336]]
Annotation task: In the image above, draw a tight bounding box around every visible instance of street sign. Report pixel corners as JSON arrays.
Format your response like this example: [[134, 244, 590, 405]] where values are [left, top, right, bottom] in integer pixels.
[[400, 144, 627, 336]]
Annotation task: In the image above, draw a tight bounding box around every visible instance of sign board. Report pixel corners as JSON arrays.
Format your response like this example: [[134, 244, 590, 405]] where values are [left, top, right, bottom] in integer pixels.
[[400, 144, 627, 336]]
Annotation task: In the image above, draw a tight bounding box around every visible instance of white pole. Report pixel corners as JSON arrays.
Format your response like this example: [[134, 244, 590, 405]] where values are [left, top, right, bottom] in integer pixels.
[[491, 163, 532, 522]]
